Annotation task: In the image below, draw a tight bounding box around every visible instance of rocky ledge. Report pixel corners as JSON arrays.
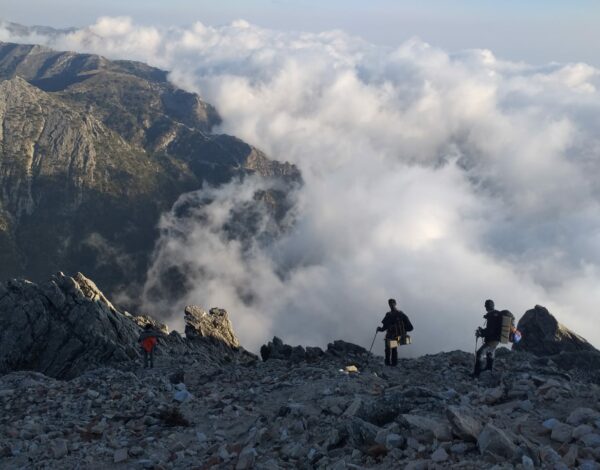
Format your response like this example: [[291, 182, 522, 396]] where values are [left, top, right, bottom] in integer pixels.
[[0, 272, 254, 379], [0, 274, 599, 469]]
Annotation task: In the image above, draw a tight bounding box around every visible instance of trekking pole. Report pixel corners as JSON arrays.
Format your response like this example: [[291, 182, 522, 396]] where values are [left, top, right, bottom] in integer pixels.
[[365, 330, 378, 366]]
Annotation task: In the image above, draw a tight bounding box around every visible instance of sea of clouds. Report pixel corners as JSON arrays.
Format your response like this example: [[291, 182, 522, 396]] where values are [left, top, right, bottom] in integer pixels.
[[3, 17, 600, 354]]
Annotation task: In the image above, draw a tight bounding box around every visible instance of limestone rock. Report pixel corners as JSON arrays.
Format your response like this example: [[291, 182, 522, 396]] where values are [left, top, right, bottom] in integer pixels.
[[184, 306, 240, 349]]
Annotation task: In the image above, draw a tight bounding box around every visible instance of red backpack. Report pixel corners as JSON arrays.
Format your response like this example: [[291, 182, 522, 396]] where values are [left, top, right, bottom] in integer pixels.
[[141, 336, 157, 353]]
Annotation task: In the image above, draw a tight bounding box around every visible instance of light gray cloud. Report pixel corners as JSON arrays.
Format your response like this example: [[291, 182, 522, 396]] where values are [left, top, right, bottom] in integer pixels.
[[3, 17, 600, 354]]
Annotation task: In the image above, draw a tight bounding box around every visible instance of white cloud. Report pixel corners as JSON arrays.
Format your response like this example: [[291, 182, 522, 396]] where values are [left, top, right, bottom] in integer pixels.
[[3, 18, 600, 353]]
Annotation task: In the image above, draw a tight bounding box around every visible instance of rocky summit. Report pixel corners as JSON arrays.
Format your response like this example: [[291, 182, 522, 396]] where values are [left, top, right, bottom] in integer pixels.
[[0, 275, 600, 469]]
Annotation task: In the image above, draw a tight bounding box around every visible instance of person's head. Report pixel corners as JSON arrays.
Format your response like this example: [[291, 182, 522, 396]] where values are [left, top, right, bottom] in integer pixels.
[[484, 299, 495, 312], [144, 323, 153, 330], [388, 298, 397, 310]]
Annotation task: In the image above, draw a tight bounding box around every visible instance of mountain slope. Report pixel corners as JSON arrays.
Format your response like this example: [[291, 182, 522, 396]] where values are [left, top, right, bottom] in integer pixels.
[[0, 41, 299, 298]]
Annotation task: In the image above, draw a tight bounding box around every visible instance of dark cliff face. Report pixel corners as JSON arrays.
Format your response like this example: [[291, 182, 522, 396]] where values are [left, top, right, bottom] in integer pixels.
[[0, 41, 300, 299]]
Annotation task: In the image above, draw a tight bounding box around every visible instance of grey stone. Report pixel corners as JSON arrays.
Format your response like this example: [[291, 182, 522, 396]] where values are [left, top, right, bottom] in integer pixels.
[[543, 418, 560, 430], [539, 445, 561, 465], [522, 455, 534, 470], [51, 439, 68, 459], [401, 414, 452, 442], [580, 433, 600, 447], [447, 406, 482, 442], [385, 433, 403, 449], [431, 447, 448, 462], [573, 424, 594, 440], [236, 447, 257, 470], [113, 448, 128, 463], [477, 424, 521, 461], [567, 407, 600, 426], [551, 423, 573, 443], [343, 397, 363, 417]]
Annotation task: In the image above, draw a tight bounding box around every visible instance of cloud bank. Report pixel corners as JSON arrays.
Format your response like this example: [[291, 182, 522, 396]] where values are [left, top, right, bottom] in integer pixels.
[[3, 18, 600, 354]]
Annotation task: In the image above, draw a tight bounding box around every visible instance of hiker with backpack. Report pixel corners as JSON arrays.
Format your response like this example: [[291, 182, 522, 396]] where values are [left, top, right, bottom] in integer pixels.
[[376, 298, 414, 366], [138, 324, 161, 369], [472, 299, 515, 378]]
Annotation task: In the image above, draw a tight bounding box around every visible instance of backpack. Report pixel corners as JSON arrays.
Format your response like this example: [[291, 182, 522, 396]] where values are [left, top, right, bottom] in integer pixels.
[[141, 336, 158, 353], [499, 310, 514, 344]]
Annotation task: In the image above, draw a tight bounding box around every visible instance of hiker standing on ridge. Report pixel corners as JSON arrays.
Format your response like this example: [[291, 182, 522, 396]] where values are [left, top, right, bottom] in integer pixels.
[[138, 324, 161, 369], [472, 299, 514, 378], [377, 299, 413, 366]]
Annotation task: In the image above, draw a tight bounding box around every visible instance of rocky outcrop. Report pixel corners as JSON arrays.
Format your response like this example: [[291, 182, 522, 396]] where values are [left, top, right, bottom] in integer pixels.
[[0, 273, 252, 379], [513, 305, 598, 356], [184, 305, 240, 349]]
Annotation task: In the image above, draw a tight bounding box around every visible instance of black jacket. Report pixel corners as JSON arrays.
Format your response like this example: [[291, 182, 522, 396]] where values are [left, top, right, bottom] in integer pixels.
[[481, 309, 505, 342], [381, 310, 414, 339]]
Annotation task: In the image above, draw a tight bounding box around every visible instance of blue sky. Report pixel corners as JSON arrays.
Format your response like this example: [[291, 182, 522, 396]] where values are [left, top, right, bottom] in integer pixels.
[[1, 0, 599, 64]]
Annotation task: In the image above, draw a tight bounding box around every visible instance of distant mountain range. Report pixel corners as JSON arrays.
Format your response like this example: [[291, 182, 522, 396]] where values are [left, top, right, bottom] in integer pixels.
[[0, 40, 299, 300]]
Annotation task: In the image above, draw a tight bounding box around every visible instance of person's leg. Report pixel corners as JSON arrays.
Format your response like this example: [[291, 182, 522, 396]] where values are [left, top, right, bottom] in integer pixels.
[[472, 343, 487, 377], [150, 348, 154, 369], [484, 342, 498, 371], [391, 347, 398, 366], [143, 349, 148, 368], [384, 341, 391, 366]]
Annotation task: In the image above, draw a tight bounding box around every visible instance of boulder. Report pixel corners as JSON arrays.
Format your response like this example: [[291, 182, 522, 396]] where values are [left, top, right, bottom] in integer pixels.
[[550, 423, 573, 444], [513, 305, 597, 356], [400, 414, 453, 442], [342, 417, 381, 447], [567, 408, 600, 426], [446, 406, 482, 442], [477, 423, 521, 461]]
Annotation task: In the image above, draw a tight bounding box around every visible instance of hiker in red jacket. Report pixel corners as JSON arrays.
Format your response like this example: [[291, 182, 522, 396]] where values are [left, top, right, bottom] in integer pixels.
[[138, 324, 160, 369]]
